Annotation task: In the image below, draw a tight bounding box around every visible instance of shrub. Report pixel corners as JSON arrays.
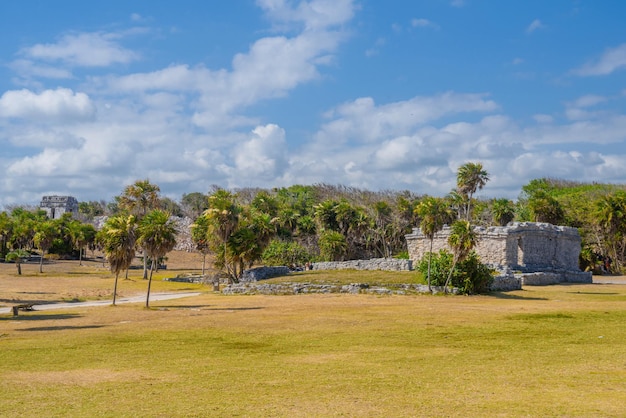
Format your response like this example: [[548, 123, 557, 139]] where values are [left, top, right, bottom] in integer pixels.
[[318, 231, 347, 261], [261, 240, 312, 268], [394, 251, 410, 259], [418, 250, 492, 294]]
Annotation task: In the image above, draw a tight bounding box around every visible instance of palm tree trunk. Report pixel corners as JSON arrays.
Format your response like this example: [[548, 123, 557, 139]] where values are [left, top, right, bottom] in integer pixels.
[[142, 250, 148, 279], [427, 238, 434, 291], [443, 258, 458, 294], [16, 262, 22, 275], [39, 251, 44, 273], [113, 272, 119, 306], [79, 247, 83, 266], [146, 259, 155, 308], [201, 253, 206, 276]]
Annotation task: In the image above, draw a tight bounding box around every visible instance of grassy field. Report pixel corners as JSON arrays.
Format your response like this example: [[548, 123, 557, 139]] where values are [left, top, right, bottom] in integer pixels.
[[1, 253, 626, 417]]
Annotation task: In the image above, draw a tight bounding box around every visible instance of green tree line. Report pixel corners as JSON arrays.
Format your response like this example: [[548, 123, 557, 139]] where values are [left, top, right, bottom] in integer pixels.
[[3, 169, 626, 293]]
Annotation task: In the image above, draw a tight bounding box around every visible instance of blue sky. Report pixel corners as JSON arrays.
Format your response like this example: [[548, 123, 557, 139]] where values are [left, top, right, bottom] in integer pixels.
[[1, 0, 626, 208]]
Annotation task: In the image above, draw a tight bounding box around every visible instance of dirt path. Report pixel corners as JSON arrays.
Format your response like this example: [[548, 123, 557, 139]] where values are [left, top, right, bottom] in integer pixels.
[[0, 292, 201, 315]]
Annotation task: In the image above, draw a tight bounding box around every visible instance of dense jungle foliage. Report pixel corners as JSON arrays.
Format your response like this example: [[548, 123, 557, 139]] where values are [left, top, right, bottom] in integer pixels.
[[2, 175, 626, 282]]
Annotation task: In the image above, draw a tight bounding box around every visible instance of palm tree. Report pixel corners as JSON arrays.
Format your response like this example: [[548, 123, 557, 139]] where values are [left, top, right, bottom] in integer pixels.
[[67, 221, 96, 266], [190, 215, 211, 275], [594, 191, 626, 272], [456, 162, 489, 221], [415, 197, 452, 291], [204, 189, 242, 283], [118, 179, 161, 279], [137, 209, 177, 308], [319, 230, 348, 261], [0, 211, 12, 258], [443, 220, 478, 293], [491, 198, 515, 226], [100, 215, 137, 306], [6, 249, 29, 275], [527, 190, 565, 224], [33, 220, 59, 273]]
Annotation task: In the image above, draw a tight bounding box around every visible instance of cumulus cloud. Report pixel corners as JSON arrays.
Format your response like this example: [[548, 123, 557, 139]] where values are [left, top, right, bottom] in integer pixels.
[[231, 124, 289, 185], [314, 92, 498, 147], [573, 43, 626, 76], [0, 88, 95, 121]]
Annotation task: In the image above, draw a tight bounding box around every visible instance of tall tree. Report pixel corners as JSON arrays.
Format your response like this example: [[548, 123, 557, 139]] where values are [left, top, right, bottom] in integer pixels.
[[67, 221, 96, 266], [0, 211, 12, 258], [594, 191, 626, 272], [443, 220, 478, 293], [491, 198, 516, 226], [118, 179, 161, 279], [456, 162, 489, 221], [33, 220, 59, 273], [6, 249, 29, 275], [415, 197, 452, 291], [190, 215, 211, 275], [527, 190, 565, 224], [100, 215, 137, 306], [203, 189, 243, 282], [137, 209, 177, 308]]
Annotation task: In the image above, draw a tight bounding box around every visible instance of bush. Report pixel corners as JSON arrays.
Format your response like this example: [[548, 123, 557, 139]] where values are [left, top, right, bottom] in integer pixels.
[[261, 240, 312, 268], [394, 251, 410, 259], [318, 231, 347, 261], [418, 250, 493, 294]]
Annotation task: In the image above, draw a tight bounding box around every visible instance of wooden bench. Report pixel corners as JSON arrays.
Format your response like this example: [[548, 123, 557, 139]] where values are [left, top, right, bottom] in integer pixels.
[[12, 304, 35, 316]]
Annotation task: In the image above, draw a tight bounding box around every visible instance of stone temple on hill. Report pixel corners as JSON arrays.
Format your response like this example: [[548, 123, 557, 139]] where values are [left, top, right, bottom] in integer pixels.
[[40, 195, 78, 219]]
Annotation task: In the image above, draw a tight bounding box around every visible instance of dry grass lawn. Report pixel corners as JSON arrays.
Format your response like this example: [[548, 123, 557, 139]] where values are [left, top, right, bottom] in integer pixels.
[[1, 252, 626, 417]]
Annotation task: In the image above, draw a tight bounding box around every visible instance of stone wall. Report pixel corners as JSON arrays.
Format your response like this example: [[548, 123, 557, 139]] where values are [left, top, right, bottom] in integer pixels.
[[223, 282, 457, 295], [312, 258, 412, 272], [406, 222, 592, 285], [240, 266, 291, 282]]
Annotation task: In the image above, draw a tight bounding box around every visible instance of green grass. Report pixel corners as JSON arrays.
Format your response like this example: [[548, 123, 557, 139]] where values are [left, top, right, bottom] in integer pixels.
[[267, 269, 423, 286], [2, 281, 626, 417]]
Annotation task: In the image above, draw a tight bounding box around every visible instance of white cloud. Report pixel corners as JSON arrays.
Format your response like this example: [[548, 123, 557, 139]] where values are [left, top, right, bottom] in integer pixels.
[[526, 19, 545, 34], [231, 124, 289, 185], [411, 18, 439, 30], [20, 32, 139, 67], [450, 0, 465, 7], [256, 0, 355, 30], [533, 114, 553, 124], [572, 94, 606, 108], [0, 88, 95, 121], [314, 92, 498, 147], [573, 43, 626, 76]]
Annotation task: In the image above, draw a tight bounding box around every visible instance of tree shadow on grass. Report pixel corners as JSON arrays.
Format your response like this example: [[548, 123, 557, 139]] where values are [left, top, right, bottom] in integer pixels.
[[157, 304, 265, 311], [1, 313, 82, 322], [18, 325, 105, 332], [567, 291, 620, 295], [487, 292, 548, 301]]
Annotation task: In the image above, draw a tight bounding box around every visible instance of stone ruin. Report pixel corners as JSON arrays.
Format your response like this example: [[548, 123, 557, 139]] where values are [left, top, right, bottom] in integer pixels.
[[405, 222, 592, 290], [40, 195, 79, 220]]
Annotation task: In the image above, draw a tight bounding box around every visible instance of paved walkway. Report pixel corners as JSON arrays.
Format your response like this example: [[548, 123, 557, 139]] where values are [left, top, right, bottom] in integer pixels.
[[0, 292, 202, 315]]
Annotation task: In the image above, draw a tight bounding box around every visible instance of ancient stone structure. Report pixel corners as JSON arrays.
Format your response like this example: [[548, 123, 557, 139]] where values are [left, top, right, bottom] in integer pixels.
[[240, 266, 291, 282], [312, 258, 412, 272], [405, 222, 592, 286], [223, 282, 457, 295], [40, 195, 78, 219]]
